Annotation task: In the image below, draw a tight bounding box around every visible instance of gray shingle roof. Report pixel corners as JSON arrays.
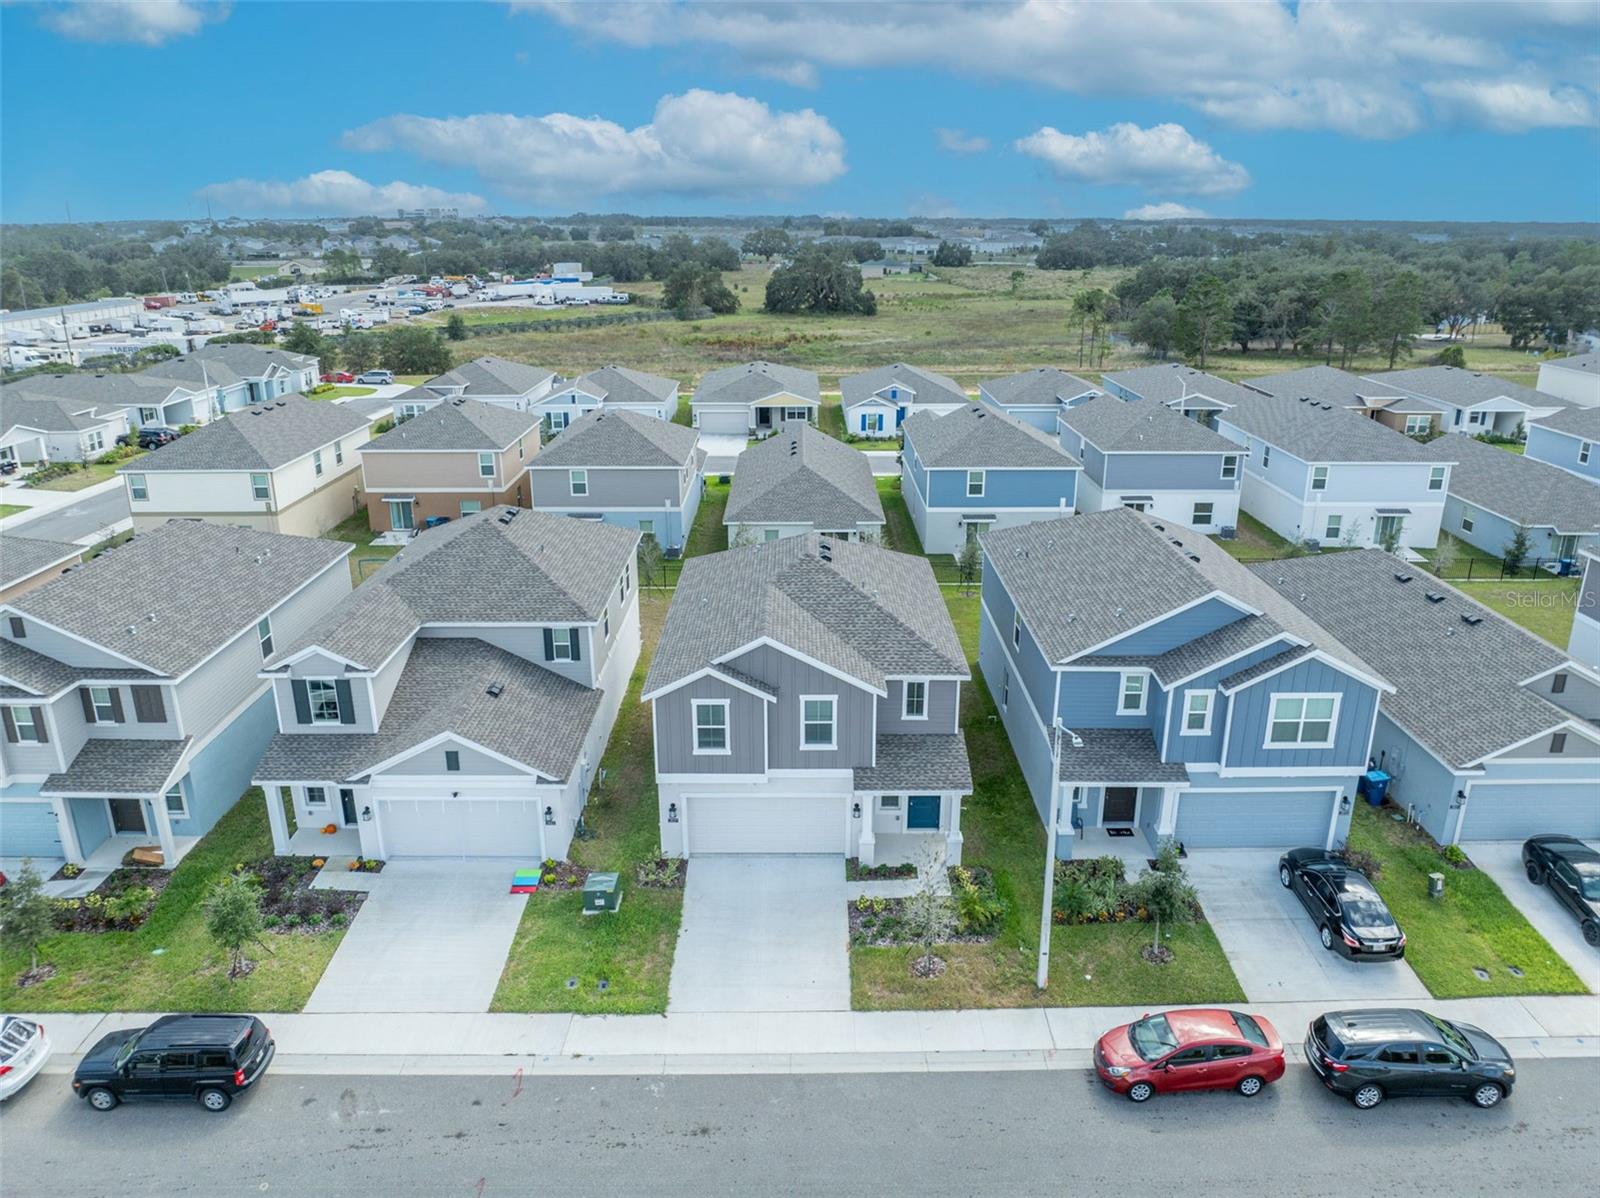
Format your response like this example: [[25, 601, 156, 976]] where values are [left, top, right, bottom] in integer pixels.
[[694, 361, 820, 405], [981, 367, 1098, 407], [363, 397, 538, 453], [1058, 394, 1239, 455], [1251, 550, 1582, 769], [1531, 406, 1600, 439], [1057, 728, 1190, 784], [1082, 613, 1287, 686], [1247, 365, 1411, 410], [6, 521, 351, 677], [3, 370, 188, 415], [126, 395, 370, 472], [725, 423, 884, 529], [563, 364, 680, 407], [1220, 647, 1314, 691], [840, 363, 967, 409], [1440, 433, 1600, 534], [144, 343, 315, 389], [532, 408, 701, 469], [1542, 352, 1600, 377], [0, 392, 126, 433], [0, 536, 83, 591], [0, 640, 157, 699], [1370, 366, 1563, 411], [904, 404, 1081, 469], [43, 736, 190, 797], [645, 535, 968, 697], [1100, 364, 1258, 407], [426, 355, 555, 397], [1215, 389, 1456, 465], [254, 638, 600, 784], [854, 733, 972, 792]]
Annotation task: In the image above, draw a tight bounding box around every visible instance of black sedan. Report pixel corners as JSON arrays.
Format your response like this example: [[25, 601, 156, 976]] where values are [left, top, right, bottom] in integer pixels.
[[1522, 835, 1600, 947], [1279, 848, 1405, 959]]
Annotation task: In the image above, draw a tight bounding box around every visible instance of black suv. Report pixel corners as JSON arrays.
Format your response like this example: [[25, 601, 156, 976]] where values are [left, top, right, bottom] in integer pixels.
[[1523, 835, 1600, 947], [1306, 1009, 1515, 1110], [1279, 848, 1405, 959], [72, 1014, 274, 1113], [117, 425, 181, 451]]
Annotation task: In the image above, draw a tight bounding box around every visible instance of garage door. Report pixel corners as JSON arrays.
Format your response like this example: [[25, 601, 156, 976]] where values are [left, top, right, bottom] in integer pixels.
[[378, 798, 543, 858], [696, 408, 750, 435], [0, 801, 62, 857], [688, 795, 844, 855], [1176, 790, 1336, 849], [1460, 786, 1600, 841]]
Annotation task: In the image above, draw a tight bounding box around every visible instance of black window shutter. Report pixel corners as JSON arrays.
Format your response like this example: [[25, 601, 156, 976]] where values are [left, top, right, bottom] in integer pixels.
[[80, 688, 97, 723], [108, 689, 125, 723], [570, 629, 581, 662], [335, 679, 356, 725], [32, 707, 47, 744], [8, 616, 24, 639], [133, 686, 166, 723], [2, 709, 16, 743], [291, 679, 312, 724], [542, 628, 555, 660]]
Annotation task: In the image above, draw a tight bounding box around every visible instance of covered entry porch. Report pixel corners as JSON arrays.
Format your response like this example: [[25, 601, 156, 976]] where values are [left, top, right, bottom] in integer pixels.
[[1054, 728, 1189, 861]]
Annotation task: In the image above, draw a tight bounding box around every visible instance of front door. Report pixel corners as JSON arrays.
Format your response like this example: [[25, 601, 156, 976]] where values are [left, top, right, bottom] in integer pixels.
[[1102, 787, 1138, 825], [109, 798, 147, 834], [1375, 515, 1402, 546], [756, 407, 772, 428], [1555, 535, 1577, 561], [387, 499, 415, 531], [339, 788, 358, 828], [907, 795, 941, 830]]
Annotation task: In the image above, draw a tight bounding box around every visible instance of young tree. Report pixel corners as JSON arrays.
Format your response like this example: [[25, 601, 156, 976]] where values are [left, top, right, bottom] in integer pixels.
[[931, 240, 973, 267], [204, 871, 265, 980], [1435, 344, 1467, 368], [636, 534, 664, 590], [1431, 533, 1458, 578], [1130, 291, 1178, 358], [1503, 521, 1532, 574], [0, 860, 54, 976], [1009, 269, 1026, 295], [445, 313, 468, 342], [1174, 276, 1232, 368], [903, 839, 957, 979], [1132, 841, 1198, 959], [956, 538, 982, 593], [1339, 518, 1365, 550]]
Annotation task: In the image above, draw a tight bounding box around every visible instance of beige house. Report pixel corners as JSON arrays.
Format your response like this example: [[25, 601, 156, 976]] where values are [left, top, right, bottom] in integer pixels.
[[120, 395, 373, 536], [361, 398, 539, 533], [0, 535, 85, 603]]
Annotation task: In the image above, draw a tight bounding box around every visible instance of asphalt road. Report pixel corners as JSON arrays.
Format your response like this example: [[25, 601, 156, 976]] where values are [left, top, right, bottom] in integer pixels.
[[3, 1061, 1596, 1197], [9, 486, 128, 544]]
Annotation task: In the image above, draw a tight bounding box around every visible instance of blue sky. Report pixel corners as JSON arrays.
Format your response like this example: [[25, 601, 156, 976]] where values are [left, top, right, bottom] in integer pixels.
[[3, 1, 1597, 224]]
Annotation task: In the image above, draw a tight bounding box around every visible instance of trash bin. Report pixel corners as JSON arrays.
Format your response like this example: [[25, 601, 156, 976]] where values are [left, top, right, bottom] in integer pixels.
[[424, 515, 451, 529], [1358, 769, 1391, 807], [582, 871, 622, 915]]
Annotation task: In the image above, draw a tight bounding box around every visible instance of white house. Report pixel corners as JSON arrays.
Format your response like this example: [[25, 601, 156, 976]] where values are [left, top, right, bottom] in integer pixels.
[[533, 364, 681, 433], [420, 356, 558, 413], [691, 361, 820, 437], [1373, 366, 1565, 438], [1536, 352, 1600, 408], [839, 363, 967, 436]]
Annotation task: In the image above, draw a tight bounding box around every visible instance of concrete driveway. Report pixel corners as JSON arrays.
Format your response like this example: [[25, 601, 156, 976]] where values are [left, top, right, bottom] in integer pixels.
[[698, 434, 748, 475], [668, 856, 849, 1013], [305, 860, 527, 1014], [1187, 849, 1431, 1004], [1471, 840, 1600, 993]]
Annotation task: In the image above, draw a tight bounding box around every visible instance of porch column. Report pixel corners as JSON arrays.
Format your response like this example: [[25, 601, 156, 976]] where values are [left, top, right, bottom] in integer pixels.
[[1156, 787, 1180, 838], [50, 796, 84, 865], [149, 795, 178, 864], [264, 785, 290, 854], [857, 797, 876, 867], [945, 793, 964, 865]]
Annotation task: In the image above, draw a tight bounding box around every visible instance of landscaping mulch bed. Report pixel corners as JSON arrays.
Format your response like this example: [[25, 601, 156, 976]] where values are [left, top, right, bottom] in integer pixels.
[[849, 864, 1007, 948], [635, 858, 688, 889], [845, 858, 917, 881], [52, 868, 172, 933], [537, 860, 588, 891], [48, 863, 87, 883], [1051, 855, 1206, 926], [249, 857, 367, 935]]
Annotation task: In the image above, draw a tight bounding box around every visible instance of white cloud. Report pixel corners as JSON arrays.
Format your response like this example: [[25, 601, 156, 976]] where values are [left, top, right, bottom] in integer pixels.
[[195, 170, 487, 217], [1123, 202, 1211, 221], [341, 90, 845, 203], [514, 0, 1600, 138], [935, 128, 989, 155], [1015, 123, 1250, 196], [1423, 79, 1596, 133], [40, 0, 224, 46]]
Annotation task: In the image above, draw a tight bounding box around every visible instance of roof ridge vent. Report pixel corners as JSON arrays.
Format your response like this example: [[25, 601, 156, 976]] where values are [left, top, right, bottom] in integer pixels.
[[1424, 591, 1446, 603], [1460, 613, 1483, 626], [1393, 572, 1413, 583]]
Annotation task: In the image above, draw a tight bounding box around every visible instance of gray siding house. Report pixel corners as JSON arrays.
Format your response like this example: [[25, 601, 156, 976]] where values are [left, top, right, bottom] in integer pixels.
[[691, 361, 820, 436], [977, 367, 1100, 432], [1439, 432, 1600, 566], [725, 422, 885, 544], [535, 364, 681, 432]]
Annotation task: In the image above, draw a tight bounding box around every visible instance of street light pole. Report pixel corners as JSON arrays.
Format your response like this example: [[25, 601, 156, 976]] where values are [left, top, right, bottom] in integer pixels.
[[1037, 720, 1082, 990]]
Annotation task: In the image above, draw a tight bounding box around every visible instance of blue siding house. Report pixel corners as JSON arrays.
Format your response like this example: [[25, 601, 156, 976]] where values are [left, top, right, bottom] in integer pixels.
[[1524, 407, 1600, 483], [840, 363, 968, 435], [978, 367, 1100, 431], [1439, 432, 1599, 566], [978, 507, 1393, 858], [902, 404, 1081, 554]]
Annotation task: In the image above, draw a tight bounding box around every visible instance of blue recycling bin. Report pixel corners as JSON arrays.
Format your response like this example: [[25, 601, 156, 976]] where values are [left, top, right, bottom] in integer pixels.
[[424, 515, 451, 529], [1358, 769, 1391, 807]]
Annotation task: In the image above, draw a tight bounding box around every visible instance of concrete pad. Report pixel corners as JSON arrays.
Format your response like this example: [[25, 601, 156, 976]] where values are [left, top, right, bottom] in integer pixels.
[[667, 856, 849, 1013], [976, 1008, 1055, 1052], [698, 434, 748, 475], [304, 860, 528, 1013], [1469, 841, 1600, 994], [754, 1011, 857, 1055], [1187, 849, 1430, 1004]]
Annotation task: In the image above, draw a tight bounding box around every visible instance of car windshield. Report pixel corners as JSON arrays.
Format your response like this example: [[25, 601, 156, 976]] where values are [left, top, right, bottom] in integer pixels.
[[1128, 1015, 1179, 1061], [1426, 1016, 1475, 1059], [113, 1033, 142, 1069], [1575, 864, 1600, 901], [1232, 1012, 1270, 1047], [1343, 898, 1393, 930]]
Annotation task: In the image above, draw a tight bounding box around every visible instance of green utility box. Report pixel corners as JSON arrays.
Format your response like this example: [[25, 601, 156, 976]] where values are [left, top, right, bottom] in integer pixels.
[[582, 871, 622, 915]]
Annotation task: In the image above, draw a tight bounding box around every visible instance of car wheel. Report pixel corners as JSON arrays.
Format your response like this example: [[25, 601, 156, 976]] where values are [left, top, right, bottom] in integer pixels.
[[1583, 921, 1599, 948], [86, 1087, 119, 1111], [1319, 924, 1335, 951], [1236, 1075, 1265, 1097], [1525, 861, 1545, 885], [1351, 1084, 1385, 1110], [1127, 1081, 1155, 1103], [1471, 1083, 1504, 1109], [1279, 865, 1292, 888], [199, 1088, 232, 1112]]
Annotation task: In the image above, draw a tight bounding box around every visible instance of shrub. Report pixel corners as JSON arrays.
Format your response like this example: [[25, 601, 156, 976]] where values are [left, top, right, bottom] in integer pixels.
[[949, 865, 1005, 936], [102, 885, 156, 925], [1442, 843, 1468, 866]]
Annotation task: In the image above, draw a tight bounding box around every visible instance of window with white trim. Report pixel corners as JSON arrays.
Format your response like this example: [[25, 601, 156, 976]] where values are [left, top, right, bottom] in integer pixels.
[[1580, 441, 1592, 466], [763, 529, 780, 542], [1460, 510, 1475, 534], [445, 750, 461, 772], [1221, 455, 1238, 480], [89, 686, 117, 723], [1311, 465, 1329, 492], [692, 700, 729, 754], [1181, 690, 1213, 736], [1012, 610, 1022, 649], [1468, 410, 1485, 426], [1266, 693, 1339, 748], [1428, 466, 1445, 491], [1324, 514, 1343, 541], [8, 706, 41, 742], [801, 696, 837, 749], [478, 452, 496, 479], [619, 562, 631, 602], [307, 680, 342, 724], [250, 473, 270, 501], [1192, 501, 1214, 526], [313, 449, 324, 477], [164, 785, 188, 819], [550, 628, 574, 661], [1118, 672, 1148, 715], [257, 617, 273, 659], [903, 680, 928, 720], [460, 500, 482, 517], [1000, 668, 1010, 710], [1261, 445, 1271, 468], [128, 474, 148, 501], [966, 470, 985, 498], [334, 439, 344, 466], [1404, 415, 1432, 436], [602, 607, 610, 640], [569, 468, 588, 496], [304, 785, 328, 808], [138, 406, 160, 425], [84, 430, 104, 454]]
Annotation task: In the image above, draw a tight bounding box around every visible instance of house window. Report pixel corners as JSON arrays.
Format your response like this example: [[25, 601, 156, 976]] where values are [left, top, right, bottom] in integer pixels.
[[257, 617, 273, 659], [1580, 441, 1592, 465], [128, 474, 148, 501], [1428, 466, 1445, 491], [1550, 732, 1567, 754], [1468, 411, 1485, 426], [1221, 455, 1238, 480], [1181, 690, 1213, 736], [84, 430, 104, 454], [1325, 514, 1343, 541], [138, 406, 160, 424], [479, 452, 496, 479], [693, 700, 729, 754], [460, 500, 482, 517], [763, 529, 780, 542], [517, 439, 525, 460], [619, 562, 631, 602], [399, 403, 426, 421], [602, 607, 610, 640], [90, 686, 118, 722], [1012, 610, 1022, 649], [445, 750, 461, 772], [1266, 694, 1340, 748], [639, 518, 655, 538], [783, 406, 810, 422], [1000, 668, 1010, 710], [1261, 445, 1271, 468], [569, 469, 588, 496], [313, 449, 324, 477], [8, 707, 42, 742], [903, 679, 928, 719], [250, 473, 270, 501], [1311, 466, 1329, 492], [1460, 510, 1475, 534], [1405, 415, 1432, 436], [164, 785, 188, 819], [7, 617, 23, 639], [305, 786, 328, 808], [1118, 672, 1148, 715], [1192, 501, 1214, 526], [801, 696, 837, 749], [966, 470, 985, 498], [550, 628, 574, 661], [334, 439, 344, 466], [1551, 672, 1567, 694], [307, 680, 342, 724]]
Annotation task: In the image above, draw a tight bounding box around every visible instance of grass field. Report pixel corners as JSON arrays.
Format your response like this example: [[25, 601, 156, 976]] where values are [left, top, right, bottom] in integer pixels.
[[1456, 578, 1582, 647], [0, 503, 27, 521], [324, 510, 399, 586], [310, 385, 376, 401]]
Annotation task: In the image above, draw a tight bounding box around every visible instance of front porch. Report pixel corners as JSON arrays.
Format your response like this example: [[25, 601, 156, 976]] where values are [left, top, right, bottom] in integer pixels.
[[287, 825, 361, 857], [82, 831, 201, 871], [1054, 727, 1189, 862]]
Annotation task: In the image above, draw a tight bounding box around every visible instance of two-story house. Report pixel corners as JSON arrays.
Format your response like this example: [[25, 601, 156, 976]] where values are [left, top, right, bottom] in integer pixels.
[[724, 422, 884, 544], [528, 409, 705, 552], [840, 363, 967, 436], [1057, 394, 1242, 531], [977, 367, 1100, 432], [0, 537, 84, 604], [360, 398, 538, 533], [643, 534, 971, 865], [251, 508, 640, 861], [143, 344, 322, 416], [1371, 366, 1564, 438], [1251, 365, 1443, 438], [691, 361, 820, 437], [120, 395, 374, 536], [901, 403, 1081, 554], [0, 522, 351, 867], [419, 355, 558, 413], [1571, 549, 1600, 669], [1536, 352, 1600, 407], [1438, 432, 1599, 565], [1525, 406, 1600, 482], [1258, 551, 1600, 842], [1100, 363, 1258, 426], [979, 507, 1392, 858], [0, 392, 128, 466], [533, 364, 681, 433]]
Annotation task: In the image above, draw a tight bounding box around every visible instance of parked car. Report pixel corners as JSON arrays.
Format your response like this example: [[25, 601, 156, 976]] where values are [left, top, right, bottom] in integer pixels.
[[1279, 848, 1405, 959], [0, 1018, 51, 1102], [1522, 835, 1600, 947], [117, 425, 181, 450], [355, 370, 394, 385], [321, 371, 355, 384], [0, 459, 18, 476], [72, 1014, 274, 1113], [1094, 1008, 1286, 1103], [1306, 1009, 1515, 1110]]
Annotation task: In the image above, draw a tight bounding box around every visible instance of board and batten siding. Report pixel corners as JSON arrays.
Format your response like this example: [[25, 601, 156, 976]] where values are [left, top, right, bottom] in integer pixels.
[[979, 563, 1056, 722], [877, 679, 960, 734], [721, 644, 877, 770], [653, 675, 767, 775], [1223, 657, 1378, 770], [1160, 640, 1297, 764], [926, 467, 1078, 509]]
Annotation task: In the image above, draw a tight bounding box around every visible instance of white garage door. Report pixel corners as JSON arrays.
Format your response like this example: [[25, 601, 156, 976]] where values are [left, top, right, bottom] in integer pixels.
[[1460, 786, 1600, 841], [1176, 790, 1337, 849], [688, 795, 845, 855], [696, 408, 750, 435], [378, 798, 543, 858]]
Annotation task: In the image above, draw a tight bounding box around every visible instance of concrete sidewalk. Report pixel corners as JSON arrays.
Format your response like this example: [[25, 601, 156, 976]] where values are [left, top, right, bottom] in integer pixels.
[[21, 993, 1598, 1077]]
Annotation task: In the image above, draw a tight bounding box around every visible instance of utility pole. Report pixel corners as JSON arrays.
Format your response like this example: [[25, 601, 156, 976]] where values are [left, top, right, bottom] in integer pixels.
[[1037, 719, 1081, 990]]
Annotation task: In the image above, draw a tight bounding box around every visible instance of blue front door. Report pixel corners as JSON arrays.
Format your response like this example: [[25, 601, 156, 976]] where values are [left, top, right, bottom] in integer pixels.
[[907, 795, 940, 830]]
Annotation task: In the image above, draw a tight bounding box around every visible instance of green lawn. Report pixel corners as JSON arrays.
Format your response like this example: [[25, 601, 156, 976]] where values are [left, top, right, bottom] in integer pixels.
[[26, 457, 137, 492], [820, 396, 902, 450], [1346, 804, 1586, 998], [0, 795, 351, 1012], [671, 396, 692, 427], [324, 510, 399, 586], [0, 503, 27, 521], [309, 385, 376, 401], [492, 594, 682, 1013], [875, 476, 964, 584], [1214, 512, 1296, 562], [683, 478, 730, 558], [1455, 578, 1581, 647]]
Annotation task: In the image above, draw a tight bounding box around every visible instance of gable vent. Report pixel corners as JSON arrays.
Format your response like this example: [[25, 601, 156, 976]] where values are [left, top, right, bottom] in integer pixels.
[[1424, 592, 1446, 604]]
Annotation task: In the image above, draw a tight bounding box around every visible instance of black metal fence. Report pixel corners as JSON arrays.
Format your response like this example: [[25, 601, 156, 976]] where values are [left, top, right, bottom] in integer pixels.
[[1422, 556, 1582, 582]]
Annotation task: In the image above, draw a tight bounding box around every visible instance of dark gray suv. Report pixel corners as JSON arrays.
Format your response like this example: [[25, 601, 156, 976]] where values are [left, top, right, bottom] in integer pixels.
[[1306, 1009, 1514, 1110]]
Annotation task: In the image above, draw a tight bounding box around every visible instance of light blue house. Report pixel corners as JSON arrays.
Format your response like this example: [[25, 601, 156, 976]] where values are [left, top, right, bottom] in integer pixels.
[[527, 409, 705, 553], [1525, 406, 1600, 483], [1258, 551, 1600, 842], [1370, 366, 1564, 438], [901, 404, 1081, 555], [534, 364, 681, 433], [1101, 363, 1258, 425], [1439, 432, 1599, 567], [977, 367, 1100, 432], [0, 522, 352, 868], [839, 363, 968, 436], [979, 507, 1393, 858]]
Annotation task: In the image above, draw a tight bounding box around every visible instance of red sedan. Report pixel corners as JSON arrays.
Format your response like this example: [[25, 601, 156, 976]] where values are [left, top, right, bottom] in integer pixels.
[[320, 371, 355, 384], [1095, 1008, 1285, 1103]]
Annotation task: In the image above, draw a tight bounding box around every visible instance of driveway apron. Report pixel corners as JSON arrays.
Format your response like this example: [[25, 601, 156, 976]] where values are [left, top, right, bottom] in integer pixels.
[[1470, 841, 1600, 993]]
